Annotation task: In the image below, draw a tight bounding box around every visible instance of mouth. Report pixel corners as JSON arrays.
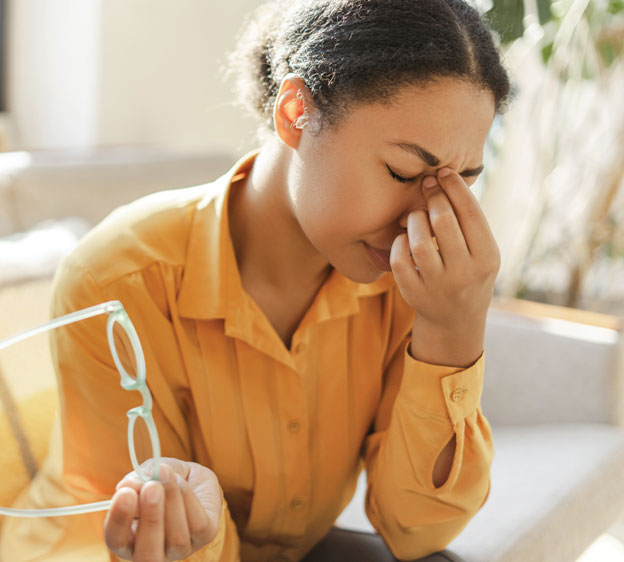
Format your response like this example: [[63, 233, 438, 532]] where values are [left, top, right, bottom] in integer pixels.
[[363, 242, 392, 272]]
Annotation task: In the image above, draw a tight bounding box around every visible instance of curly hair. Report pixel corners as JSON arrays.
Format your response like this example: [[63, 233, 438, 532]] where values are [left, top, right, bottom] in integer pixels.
[[230, 0, 511, 131]]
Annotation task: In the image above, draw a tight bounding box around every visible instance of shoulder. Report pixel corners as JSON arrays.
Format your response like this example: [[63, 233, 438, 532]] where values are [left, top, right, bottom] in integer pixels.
[[57, 178, 226, 293]]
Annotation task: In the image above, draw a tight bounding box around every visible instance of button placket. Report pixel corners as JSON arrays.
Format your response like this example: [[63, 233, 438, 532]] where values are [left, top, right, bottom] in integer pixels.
[[279, 367, 311, 535]]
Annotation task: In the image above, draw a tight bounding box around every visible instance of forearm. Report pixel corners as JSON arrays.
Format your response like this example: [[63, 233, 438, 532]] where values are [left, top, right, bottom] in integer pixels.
[[433, 435, 457, 488], [364, 350, 491, 560]]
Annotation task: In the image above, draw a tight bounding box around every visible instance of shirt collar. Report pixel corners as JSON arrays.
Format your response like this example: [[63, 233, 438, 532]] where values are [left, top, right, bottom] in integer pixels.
[[176, 151, 396, 324], [176, 151, 255, 319]]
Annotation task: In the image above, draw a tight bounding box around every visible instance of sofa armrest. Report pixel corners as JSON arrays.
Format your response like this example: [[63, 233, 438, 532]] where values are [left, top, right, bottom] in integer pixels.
[[482, 303, 624, 426]]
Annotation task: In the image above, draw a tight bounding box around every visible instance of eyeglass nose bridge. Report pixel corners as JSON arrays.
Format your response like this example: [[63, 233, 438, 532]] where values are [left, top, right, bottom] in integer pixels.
[[127, 406, 161, 482]]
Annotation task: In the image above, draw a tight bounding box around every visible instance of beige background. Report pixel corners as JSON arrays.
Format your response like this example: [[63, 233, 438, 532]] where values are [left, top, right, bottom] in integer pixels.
[[7, 0, 264, 154]]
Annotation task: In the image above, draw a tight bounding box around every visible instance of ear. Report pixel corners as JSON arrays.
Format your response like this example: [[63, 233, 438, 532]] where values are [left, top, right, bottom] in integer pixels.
[[273, 73, 311, 149]]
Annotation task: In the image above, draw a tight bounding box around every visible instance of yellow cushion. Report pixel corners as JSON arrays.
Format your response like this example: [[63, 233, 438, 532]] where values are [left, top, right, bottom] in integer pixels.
[[0, 385, 58, 513], [0, 278, 58, 523]]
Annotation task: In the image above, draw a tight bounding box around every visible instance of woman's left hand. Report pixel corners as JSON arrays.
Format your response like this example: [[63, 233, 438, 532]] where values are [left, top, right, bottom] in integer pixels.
[[390, 167, 500, 368]]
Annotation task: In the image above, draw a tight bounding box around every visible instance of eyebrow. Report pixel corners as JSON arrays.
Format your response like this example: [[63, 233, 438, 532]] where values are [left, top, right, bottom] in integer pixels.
[[389, 141, 484, 178]]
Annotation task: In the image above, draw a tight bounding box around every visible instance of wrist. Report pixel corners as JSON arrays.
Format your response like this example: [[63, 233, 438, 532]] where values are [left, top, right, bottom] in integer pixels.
[[409, 317, 485, 368]]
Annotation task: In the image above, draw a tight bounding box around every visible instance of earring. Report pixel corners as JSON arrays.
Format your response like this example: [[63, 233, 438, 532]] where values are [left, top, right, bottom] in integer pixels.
[[291, 90, 309, 130]]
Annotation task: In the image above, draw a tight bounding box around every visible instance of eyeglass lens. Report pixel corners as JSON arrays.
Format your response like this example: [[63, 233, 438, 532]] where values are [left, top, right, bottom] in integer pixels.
[[111, 321, 138, 381]]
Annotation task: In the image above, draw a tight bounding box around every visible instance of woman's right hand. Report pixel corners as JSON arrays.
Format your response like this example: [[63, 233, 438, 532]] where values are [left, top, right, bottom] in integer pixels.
[[104, 458, 223, 562]]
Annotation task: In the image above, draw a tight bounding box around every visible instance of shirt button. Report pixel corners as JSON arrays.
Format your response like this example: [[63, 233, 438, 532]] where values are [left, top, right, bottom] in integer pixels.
[[290, 497, 305, 510], [294, 342, 306, 354], [288, 420, 301, 433], [451, 388, 465, 402]]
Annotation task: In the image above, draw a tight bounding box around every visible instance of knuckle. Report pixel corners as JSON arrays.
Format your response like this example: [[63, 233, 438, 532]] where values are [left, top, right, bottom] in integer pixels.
[[142, 511, 162, 527], [448, 277, 468, 295], [165, 529, 191, 552], [166, 543, 192, 561], [389, 253, 412, 273], [192, 518, 212, 538], [104, 531, 123, 552], [140, 555, 162, 562], [139, 499, 163, 526], [430, 209, 455, 228], [463, 204, 481, 221], [409, 240, 430, 259], [104, 529, 132, 559], [110, 547, 133, 561], [491, 246, 502, 272], [190, 520, 215, 548], [481, 252, 501, 278]]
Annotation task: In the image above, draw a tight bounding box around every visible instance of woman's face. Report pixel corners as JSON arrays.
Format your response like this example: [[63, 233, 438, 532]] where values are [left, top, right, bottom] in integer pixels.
[[286, 78, 496, 284]]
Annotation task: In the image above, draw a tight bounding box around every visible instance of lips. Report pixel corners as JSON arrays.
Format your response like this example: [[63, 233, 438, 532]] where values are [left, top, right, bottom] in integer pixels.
[[363, 242, 392, 272]]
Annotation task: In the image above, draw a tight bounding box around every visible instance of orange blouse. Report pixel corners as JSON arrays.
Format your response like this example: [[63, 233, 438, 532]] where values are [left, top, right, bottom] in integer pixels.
[[1, 153, 491, 562]]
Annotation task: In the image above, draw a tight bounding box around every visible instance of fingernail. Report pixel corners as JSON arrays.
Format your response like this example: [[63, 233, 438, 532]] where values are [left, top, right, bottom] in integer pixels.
[[116, 489, 135, 511], [144, 482, 163, 504], [158, 464, 170, 484], [438, 167, 452, 178], [422, 176, 437, 190]]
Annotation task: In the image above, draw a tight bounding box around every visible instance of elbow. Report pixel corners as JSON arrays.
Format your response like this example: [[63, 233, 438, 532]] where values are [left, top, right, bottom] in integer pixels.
[[377, 521, 466, 561], [367, 487, 483, 561]]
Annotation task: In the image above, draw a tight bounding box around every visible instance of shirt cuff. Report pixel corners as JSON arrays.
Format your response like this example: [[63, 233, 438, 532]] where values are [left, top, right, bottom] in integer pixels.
[[397, 342, 485, 426]]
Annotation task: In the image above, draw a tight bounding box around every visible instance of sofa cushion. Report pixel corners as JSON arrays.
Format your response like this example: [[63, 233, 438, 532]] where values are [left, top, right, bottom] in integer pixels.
[[482, 308, 621, 426], [448, 424, 624, 562], [8, 148, 234, 234], [0, 218, 89, 287]]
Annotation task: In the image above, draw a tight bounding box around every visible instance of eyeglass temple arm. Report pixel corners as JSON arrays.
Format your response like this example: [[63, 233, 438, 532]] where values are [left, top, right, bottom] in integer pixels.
[[0, 300, 161, 517], [0, 301, 122, 351]]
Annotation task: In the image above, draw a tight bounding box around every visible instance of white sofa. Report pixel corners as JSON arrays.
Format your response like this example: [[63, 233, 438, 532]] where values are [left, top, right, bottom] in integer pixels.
[[1, 148, 624, 562], [337, 305, 624, 561]]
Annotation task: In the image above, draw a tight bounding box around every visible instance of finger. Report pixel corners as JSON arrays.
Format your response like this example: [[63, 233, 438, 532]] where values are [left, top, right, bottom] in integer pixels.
[[104, 487, 138, 560], [116, 472, 144, 493], [133, 480, 165, 560], [181, 473, 221, 550], [390, 232, 423, 302], [116, 457, 185, 493], [115, 459, 157, 493], [406, 209, 443, 275], [421, 175, 469, 264], [435, 168, 496, 257], [160, 464, 193, 561]]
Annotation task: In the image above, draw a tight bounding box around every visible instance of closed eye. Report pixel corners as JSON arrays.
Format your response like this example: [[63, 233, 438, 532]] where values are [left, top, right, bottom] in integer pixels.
[[387, 163, 484, 183], [386, 164, 419, 184]]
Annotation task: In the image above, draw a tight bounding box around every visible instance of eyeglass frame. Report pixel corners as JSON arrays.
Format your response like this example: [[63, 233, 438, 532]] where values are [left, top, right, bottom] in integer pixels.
[[0, 300, 161, 518]]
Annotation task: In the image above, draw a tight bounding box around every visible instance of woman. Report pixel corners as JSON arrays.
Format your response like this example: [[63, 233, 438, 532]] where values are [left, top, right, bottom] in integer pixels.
[[4, 0, 510, 561]]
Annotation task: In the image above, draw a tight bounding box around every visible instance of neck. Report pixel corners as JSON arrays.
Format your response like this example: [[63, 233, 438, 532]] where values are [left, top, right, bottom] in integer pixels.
[[228, 138, 332, 296]]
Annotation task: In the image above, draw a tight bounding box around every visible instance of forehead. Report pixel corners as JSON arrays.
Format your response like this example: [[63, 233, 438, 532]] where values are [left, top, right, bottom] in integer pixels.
[[329, 79, 496, 165]]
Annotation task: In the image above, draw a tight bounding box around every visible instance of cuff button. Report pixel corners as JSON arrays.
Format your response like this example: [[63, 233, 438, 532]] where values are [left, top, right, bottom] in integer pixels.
[[451, 388, 465, 402]]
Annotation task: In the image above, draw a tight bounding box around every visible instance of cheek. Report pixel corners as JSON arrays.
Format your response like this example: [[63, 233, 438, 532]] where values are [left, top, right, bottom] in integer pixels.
[[295, 171, 354, 231]]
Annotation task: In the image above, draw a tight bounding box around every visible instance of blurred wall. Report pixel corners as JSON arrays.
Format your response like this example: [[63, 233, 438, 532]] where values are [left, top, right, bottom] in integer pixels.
[[8, 0, 263, 155]]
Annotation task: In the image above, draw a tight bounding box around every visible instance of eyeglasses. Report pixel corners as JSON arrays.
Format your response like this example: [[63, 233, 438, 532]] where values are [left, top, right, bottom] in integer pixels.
[[0, 300, 161, 517]]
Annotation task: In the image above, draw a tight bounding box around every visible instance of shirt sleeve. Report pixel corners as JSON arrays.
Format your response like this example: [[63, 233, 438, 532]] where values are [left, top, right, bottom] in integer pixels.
[[363, 300, 493, 560], [0, 256, 241, 562]]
